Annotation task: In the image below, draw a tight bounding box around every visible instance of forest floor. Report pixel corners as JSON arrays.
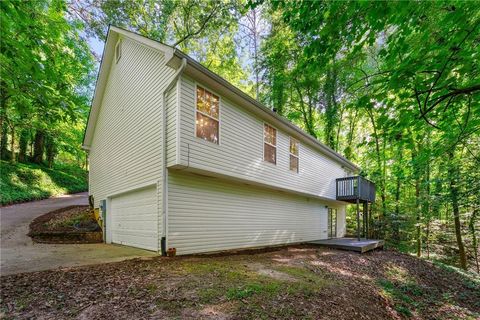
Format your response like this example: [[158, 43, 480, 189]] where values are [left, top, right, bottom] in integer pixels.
[[1, 246, 479, 320]]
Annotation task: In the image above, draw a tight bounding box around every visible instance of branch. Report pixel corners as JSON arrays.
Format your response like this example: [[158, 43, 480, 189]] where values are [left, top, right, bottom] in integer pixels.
[[419, 84, 480, 118], [173, 4, 220, 47], [422, 20, 480, 111]]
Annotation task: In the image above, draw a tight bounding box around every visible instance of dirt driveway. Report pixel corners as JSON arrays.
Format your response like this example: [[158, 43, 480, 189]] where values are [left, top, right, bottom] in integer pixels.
[[0, 193, 156, 276]]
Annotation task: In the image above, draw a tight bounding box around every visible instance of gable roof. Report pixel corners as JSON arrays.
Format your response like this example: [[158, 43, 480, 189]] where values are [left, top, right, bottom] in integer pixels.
[[83, 26, 360, 172]]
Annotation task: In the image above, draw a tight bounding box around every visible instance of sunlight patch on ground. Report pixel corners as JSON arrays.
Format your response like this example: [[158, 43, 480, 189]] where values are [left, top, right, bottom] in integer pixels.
[[385, 264, 413, 283], [309, 260, 373, 280]]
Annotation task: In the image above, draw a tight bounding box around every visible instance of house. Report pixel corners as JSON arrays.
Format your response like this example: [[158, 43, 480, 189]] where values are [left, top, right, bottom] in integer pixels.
[[82, 26, 374, 255]]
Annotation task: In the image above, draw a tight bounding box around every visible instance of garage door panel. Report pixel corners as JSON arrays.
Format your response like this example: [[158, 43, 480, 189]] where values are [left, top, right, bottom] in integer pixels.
[[110, 186, 158, 251], [114, 220, 157, 231], [112, 198, 157, 210]]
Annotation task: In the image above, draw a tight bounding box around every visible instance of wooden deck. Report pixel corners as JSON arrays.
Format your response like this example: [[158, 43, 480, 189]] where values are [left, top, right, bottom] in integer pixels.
[[309, 238, 384, 253]]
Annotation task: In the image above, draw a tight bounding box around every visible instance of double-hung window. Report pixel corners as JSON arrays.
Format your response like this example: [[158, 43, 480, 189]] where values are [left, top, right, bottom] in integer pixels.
[[196, 86, 219, 144], [289, 137, 299, 172], [263, 124, 277, 164]]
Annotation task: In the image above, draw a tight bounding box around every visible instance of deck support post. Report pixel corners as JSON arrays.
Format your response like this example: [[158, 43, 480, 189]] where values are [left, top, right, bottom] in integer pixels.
[[356, 198, 360, 241], [363, 202, 369, 239]]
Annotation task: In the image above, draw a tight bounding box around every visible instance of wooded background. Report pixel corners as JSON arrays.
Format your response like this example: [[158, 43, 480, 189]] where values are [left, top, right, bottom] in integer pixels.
[[1, 0, 479, 271]]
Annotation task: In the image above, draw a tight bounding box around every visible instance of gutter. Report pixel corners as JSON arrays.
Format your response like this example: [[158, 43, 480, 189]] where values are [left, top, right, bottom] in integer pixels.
[[161, 57, 187, 255]]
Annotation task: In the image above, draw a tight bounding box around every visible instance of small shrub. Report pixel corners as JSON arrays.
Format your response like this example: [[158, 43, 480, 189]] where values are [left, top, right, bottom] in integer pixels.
[[227, 283, 264, 300]]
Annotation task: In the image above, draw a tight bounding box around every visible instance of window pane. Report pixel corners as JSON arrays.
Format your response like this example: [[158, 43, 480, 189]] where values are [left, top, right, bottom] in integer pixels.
[[197, 86, 219, 119], [196, 112, 219, 144], [290, 155, 299, 172], [197, 87, 206, 114], [264, 124, 276, 146], [290, 138, 298, 156], [264, 143, 276, 164], [211, 94, 219, 118]]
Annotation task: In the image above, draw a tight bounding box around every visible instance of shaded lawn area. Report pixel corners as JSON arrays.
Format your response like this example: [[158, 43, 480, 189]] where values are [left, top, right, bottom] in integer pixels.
[[1, 246, 479, 319], [0, 160, 87, 206]]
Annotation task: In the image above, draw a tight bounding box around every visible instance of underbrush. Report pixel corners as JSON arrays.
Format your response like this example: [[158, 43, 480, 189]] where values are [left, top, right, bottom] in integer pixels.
[[0, 160, 87, 205]]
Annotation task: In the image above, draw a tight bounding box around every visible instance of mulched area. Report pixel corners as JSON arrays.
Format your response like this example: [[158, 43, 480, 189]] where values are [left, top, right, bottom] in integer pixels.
[[28, 205, 101, 243], [1, 246, 479, 319]]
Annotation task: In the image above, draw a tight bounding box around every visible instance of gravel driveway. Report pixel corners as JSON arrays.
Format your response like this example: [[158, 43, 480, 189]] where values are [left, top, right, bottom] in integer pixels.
[[0, 193, 156, 276]]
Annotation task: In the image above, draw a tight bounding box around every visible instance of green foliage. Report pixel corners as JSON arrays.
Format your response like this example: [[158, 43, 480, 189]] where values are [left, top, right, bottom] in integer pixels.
[[227, 283, 268, 300], [257, 0, 480, 270], [0, 160, 87, 205], [1, 0, 94, 166]]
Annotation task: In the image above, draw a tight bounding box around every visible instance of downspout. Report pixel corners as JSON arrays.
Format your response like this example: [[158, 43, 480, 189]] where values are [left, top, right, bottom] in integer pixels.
[[161, 57, 187, 255]]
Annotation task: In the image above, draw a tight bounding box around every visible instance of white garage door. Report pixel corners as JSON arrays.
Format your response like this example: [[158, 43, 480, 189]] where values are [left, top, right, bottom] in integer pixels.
[[110, 186, 158, 251]]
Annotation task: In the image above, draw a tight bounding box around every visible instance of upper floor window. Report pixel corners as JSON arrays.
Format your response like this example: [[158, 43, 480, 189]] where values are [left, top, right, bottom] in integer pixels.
[[264, 123, 277, 164], [196, 86, 219, 144], [289, 137, 299, 173], [115, 40, 122, 63]]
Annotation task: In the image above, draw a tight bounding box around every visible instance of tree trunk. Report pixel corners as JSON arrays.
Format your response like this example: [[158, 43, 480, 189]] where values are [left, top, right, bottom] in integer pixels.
[[448, 151, 467, 270], [344, 109, 358, 160], [18, 129, 29, 162], [294, 83, 317, 138], [45, 134, 57, 168], [1, 121, 8, 160], [469, 206, 479, 273], [415, 179, 422, 257], [324, 67, 338, 150], [393, 136, 403, 242], [366, 109, 387, 222], [9, 124, 15, 163], [33, 130, 45, 164]]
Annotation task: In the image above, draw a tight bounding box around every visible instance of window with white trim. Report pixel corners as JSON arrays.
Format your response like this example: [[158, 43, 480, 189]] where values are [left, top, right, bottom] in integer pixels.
[[263, 124, 276, 164], [115, 40, 122, 63], [289, 137, 299, 173], [196, 86, 219, 144]]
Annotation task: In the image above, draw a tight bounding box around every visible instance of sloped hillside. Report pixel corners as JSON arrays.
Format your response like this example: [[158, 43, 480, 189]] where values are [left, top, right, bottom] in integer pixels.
[[0, 161, 87, 206], [1, 246, 478, 319]]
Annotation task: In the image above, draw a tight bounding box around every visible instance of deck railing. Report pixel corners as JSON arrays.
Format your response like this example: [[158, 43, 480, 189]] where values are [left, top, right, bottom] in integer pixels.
[[336, 176, 376, 203]]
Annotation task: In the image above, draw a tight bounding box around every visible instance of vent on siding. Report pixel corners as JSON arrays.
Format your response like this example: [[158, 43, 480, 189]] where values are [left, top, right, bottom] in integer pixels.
[[115, 39, 122, 63]]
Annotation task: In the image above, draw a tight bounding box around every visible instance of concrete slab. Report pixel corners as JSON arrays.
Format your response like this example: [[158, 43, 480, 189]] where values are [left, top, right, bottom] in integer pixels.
[[309, 238, 384, 253], [1, 193, 157, 276]]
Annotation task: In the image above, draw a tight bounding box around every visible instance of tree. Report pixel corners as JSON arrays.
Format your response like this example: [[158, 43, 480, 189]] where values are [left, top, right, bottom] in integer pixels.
[[1, 0, 95, 167]]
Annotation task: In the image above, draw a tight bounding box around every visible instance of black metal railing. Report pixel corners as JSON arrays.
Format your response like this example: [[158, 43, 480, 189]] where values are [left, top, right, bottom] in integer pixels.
[[336, 176, 376, 203]]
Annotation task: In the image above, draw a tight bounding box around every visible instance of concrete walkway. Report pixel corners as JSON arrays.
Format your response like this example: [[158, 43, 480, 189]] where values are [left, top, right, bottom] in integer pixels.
[[1, 193, 156, 276]]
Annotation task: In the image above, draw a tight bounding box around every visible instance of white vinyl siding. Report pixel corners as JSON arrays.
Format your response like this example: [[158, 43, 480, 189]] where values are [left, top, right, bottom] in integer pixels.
[[168, 172, 329, 255], [88, 38, 176, 250], [111, 186, 158, 251], [178, 75, 347, 200], [166, 82, 178, 166]]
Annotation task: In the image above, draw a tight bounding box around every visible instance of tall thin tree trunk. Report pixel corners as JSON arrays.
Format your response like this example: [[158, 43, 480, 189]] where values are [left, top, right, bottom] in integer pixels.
[[45, 134, 57, 168], [0, 123, 7, 160], [33, 130, 45, 164], [415, 179, 422, 257], [366, 109, 386, 223], [393, 135, 403, 242], [9, 124, 15, 163], [469, 206, 479, 273], [18, 129, 29, 162], [448, 151, 467, 270], [344, 109, 358, 160]]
